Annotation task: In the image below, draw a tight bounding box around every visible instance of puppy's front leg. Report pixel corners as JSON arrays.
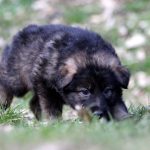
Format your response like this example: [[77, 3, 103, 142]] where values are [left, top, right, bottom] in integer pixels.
[[0, 84, 13, 110], [34, 82, 63, 121], [30, 94, 41, 120]]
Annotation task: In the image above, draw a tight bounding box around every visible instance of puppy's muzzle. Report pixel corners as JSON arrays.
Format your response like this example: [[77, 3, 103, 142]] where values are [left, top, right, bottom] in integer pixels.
[[89, 105, 105, 118]]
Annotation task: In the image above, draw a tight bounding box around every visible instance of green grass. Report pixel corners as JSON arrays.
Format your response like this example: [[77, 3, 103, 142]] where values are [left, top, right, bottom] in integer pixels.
[[0, 104, 150, 150], [0, 0, 41, 40], [63, 7, 89, 23], [124, 0, 150, 12], [63, 5, 100, 24], [128, 57, 150, 74], [0, 106, 23, 124]]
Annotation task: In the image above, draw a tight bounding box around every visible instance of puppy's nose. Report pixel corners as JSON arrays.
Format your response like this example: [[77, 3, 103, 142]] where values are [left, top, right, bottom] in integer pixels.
[[89, 105, 104, 118], [93, 111, 103, 118], [90, 105, 99, 112]]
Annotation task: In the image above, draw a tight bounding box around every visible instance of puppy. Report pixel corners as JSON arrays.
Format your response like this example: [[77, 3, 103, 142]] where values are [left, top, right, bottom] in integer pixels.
[[0, 24, 130, 121]]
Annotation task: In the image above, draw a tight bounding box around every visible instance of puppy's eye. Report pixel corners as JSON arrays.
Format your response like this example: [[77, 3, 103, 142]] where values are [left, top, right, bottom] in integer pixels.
[[103, 87, 113, 98], [78, 88, 91, 97]]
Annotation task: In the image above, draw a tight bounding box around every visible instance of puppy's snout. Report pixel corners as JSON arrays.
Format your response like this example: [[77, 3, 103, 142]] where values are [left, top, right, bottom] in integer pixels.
[[90, 105, 99, 112], [89, 105, 103, 118], [93, 111, 103, 118]]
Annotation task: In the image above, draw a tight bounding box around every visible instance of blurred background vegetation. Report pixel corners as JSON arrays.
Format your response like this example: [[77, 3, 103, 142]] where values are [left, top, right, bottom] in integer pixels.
[[0, 0, 150, 149]]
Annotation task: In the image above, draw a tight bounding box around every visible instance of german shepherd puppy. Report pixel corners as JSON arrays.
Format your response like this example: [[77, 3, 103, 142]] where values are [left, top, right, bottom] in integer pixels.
[[0, 24, 130, 121]]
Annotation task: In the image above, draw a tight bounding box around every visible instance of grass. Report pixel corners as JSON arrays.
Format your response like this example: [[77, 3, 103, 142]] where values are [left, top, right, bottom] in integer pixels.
[[0, 106, 23, 124], [63, 5, 100, 24], [124, 0, 150, 12], [128, 56, 150, 74], [0, 102, 150, 150]]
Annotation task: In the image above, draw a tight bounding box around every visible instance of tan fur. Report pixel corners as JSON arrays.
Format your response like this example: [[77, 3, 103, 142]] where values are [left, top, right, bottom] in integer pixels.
[[59, 51, 121, 80], [0, 85, 13, 108], [92, 51, 120, 68], [72, 51, 87, 68], [59, 52, 88, 80], [65, 58, 78, 76], [20, 65, 33, 89]]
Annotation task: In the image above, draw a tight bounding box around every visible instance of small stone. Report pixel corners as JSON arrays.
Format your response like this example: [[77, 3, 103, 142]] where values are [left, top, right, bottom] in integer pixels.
[[135, 50, 146, 61], [125, 33, 146, 48]]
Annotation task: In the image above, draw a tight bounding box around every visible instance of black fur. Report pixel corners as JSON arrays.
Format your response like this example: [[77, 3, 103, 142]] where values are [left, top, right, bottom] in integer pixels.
[[0, 24, 130, 121]]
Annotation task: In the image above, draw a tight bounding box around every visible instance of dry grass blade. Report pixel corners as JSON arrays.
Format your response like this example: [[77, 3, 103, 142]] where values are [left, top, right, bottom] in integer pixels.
[[75, 105, 93, 123]]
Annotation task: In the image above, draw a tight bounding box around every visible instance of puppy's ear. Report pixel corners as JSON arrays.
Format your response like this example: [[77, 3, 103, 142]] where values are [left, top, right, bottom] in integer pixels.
[[110, 101, 131, 121], [48, 32, 68, 49], [114, 66, 130, 89], [56, 58, 77, 88]]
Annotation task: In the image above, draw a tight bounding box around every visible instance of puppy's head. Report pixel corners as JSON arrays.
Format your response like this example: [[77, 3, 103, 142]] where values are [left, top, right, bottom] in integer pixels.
[[56, 54, 130, 121]]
